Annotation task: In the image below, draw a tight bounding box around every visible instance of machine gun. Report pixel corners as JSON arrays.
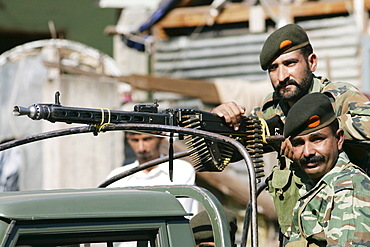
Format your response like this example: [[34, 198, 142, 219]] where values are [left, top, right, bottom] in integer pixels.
[[13, 92, 280, 180], [13, 92, 370, 177]]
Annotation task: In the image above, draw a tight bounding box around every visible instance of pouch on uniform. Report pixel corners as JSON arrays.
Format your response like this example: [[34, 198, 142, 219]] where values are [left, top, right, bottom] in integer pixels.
[[268, 163, 308, 234]]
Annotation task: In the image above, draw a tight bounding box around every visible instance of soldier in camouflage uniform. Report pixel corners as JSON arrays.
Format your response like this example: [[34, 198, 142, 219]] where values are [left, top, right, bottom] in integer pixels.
[[283, 92, 370, 246], [211, 24, 370, 236]]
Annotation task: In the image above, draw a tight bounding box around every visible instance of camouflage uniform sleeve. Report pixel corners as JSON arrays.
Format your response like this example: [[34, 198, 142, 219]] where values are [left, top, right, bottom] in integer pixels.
[[286, 166, 370, 246], [324, 82, 370, 140], [325, 182, 370, 246]]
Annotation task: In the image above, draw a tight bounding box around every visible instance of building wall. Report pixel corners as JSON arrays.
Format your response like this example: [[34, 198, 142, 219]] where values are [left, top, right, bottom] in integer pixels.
[[0, 39, 124, 190]]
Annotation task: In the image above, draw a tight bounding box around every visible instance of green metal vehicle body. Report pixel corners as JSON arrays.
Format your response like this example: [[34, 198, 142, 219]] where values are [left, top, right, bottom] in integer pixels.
[[0, 185, 233, 247]]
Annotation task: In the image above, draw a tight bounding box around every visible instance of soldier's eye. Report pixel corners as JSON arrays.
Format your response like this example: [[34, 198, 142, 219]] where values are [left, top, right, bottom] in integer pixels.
[[290, 139, 303, 147], [268, 64, 278, 71]]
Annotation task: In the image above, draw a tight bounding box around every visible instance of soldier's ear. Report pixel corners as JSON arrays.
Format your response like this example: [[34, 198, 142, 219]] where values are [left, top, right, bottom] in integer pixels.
[[308, 53, 317, 72], [336, 128, 344, 150]]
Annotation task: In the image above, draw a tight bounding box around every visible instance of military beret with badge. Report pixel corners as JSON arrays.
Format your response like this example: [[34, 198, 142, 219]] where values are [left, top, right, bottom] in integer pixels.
[[283, 92, 336, 138], [259, 24, 312, 70]]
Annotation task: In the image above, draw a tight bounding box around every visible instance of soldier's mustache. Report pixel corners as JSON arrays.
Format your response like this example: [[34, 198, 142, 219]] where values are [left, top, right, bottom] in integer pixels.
[[276, 79, 299, 91], [299, 155, 326, 166]]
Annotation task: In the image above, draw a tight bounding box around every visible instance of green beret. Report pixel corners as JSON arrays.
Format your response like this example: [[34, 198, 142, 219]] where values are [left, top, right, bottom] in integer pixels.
[[284, 93, 336, 138], [260, 24, 311, 70], [190, 209, 237, 245]]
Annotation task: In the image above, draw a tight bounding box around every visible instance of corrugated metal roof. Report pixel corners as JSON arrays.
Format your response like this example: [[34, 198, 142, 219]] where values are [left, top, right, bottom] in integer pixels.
[[153, 32, 268, 81], [301, 16, 361, 87], [153, 15, 362, 88]]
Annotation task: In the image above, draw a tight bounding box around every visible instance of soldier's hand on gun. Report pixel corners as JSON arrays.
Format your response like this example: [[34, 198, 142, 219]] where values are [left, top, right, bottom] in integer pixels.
[[211, 101, 246, 131], [281, 137, 294, 160]]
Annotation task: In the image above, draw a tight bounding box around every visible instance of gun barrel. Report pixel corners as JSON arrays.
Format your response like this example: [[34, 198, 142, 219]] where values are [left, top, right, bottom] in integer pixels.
[[13, 106, 28, 116], [13, 105, 40, 119], [13, 103, 171, 125], [13, 104, 53, 120]]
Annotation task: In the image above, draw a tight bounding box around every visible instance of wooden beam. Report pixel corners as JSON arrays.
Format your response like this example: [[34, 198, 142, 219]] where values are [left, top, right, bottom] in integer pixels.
[[291, 0, 370, 17], [156, 3, 250, 29], [43, 62, 221, 104], [118, 74, 221, 104], [156, 0, 370, 30]]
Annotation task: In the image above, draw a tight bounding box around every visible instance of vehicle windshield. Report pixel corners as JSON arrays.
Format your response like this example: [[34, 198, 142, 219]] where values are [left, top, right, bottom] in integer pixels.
[[15, 230, 157, 247]]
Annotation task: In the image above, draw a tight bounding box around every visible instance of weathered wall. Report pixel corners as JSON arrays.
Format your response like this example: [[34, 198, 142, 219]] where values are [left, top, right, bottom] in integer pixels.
[[0, 40, 124, 190], [41, 75, 123, 189]]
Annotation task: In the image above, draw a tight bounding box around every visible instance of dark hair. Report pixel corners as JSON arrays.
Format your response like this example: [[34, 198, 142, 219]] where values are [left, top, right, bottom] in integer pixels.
[[328, 118, 340, 136], [300, 44, 313, 59], [125, 131, 163, 137]]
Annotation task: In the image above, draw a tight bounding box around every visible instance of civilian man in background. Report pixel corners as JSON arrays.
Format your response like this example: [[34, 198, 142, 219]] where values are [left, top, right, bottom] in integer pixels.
[[106, 131, 198, 215]]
